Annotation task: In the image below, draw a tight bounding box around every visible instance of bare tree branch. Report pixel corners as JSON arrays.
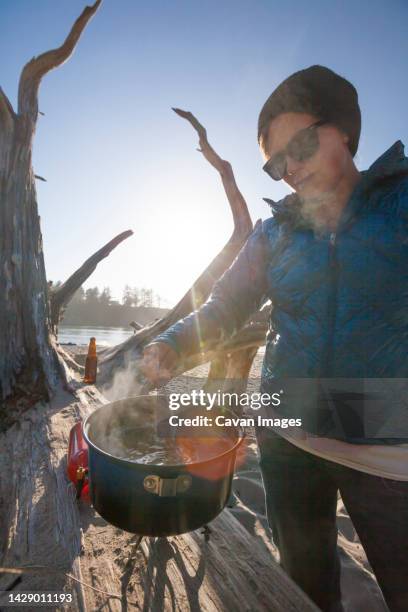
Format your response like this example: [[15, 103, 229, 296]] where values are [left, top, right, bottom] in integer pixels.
[[172, 107, 252, 235], [50, 229, 133, 331], [129, 321, 143, 332], [153, 111, 254, 323], [18, 0, 102, 119], [98, 113, 255, 380]]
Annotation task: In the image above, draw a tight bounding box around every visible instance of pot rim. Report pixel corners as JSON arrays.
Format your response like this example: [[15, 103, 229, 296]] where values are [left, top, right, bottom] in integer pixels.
[[83, 394, 246, 470]]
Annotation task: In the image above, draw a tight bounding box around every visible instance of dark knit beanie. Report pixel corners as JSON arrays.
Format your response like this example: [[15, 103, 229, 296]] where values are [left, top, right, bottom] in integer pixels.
[[258, 65, 361, 157]]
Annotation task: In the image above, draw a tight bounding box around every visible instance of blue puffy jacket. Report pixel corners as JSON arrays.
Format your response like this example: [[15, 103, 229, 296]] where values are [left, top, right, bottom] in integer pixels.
[[155, 141, 408, 443]]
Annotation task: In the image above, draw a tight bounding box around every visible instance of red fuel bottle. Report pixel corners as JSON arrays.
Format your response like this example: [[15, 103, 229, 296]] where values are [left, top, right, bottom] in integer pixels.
[[67, 421, 89, 500]]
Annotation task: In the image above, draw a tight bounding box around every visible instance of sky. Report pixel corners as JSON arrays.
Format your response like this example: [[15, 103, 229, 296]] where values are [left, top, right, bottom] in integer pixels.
[[1, 0, 407, 307]]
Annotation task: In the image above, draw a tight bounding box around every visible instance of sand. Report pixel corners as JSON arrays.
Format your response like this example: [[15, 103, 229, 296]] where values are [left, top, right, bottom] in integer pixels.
[[65, 345, 388, 611]]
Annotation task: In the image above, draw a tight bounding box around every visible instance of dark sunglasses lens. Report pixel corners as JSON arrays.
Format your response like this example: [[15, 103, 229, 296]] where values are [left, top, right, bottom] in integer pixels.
[[289, 127, 319, 162], [264, 152, 286, 181]]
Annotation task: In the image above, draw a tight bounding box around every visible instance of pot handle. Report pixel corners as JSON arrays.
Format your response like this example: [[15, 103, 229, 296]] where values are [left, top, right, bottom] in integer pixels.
[[143, 474, 192, 496]]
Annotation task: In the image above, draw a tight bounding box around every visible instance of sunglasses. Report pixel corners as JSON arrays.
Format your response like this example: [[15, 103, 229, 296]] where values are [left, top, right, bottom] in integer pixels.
[[263, 119, 327, 181]]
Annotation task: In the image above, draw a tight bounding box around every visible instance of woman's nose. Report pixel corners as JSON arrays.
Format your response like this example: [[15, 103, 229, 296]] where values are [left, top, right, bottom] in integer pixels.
[[285, 155, 303, 177]]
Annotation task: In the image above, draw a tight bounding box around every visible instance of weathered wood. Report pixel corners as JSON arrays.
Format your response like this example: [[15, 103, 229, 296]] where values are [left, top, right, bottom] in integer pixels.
[[0, 0, 115, 417], [172, 107, 252, 237], [50, 230, 133, 333], [130, 320, 143, 331], [18, 1, 102, 121], [0, 389, 319, 612], [0, 110, 57, 406], [0, 1, 103, 410]]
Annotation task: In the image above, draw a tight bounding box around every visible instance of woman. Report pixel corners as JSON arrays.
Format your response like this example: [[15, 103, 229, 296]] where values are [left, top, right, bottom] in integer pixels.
[[141, 66, 408, 611]]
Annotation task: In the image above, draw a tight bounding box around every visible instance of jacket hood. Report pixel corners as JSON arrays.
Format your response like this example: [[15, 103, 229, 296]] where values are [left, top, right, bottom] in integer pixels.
[[264, 140, 408, 226]]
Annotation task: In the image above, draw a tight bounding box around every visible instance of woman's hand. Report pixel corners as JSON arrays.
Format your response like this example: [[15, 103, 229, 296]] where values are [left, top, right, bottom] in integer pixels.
[[140, 342, 178, 387]]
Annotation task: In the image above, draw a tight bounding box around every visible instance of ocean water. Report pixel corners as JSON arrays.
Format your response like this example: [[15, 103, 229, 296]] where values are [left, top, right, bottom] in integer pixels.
[[58, 325, 133, 347], [58, 325, 266, 353]]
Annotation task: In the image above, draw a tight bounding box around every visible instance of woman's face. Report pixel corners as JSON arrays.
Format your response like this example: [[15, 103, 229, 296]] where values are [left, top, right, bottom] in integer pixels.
[[263, 112, 352, 199]]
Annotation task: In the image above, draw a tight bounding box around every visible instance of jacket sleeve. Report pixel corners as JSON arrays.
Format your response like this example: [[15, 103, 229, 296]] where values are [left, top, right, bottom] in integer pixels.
[[151, 221, 270, 358]]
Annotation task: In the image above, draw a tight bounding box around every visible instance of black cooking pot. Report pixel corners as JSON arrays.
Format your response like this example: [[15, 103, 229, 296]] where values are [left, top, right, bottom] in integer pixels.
[[83, 395, 244, 536]]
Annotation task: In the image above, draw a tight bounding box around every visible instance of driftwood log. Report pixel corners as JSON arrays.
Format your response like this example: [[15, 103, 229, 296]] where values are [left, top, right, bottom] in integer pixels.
[[0, 0, 103, 413], [0, 2, 320, 611]]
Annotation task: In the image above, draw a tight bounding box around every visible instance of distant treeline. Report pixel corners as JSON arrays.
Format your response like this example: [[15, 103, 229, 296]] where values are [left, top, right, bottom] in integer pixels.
[[58, 285, 169, 327]]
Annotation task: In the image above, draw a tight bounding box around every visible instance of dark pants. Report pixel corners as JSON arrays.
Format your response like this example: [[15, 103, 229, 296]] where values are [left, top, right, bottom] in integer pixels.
[[255, 427, 408, 612]]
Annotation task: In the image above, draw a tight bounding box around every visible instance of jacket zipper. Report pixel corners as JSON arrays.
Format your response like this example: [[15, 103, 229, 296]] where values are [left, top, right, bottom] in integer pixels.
[[324, 232, 338, 376]]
